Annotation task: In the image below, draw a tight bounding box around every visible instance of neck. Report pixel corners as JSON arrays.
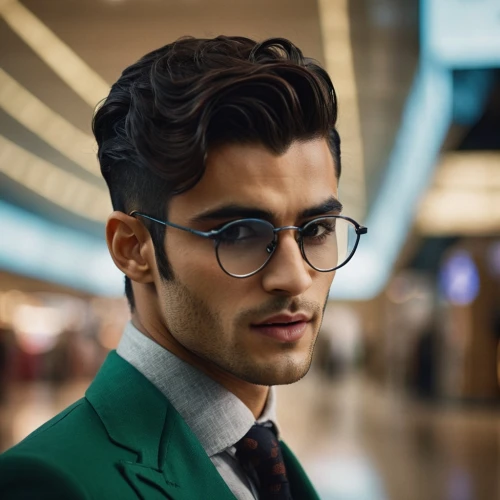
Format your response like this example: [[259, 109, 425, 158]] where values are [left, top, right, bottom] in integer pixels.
[[131, 313, 269, 419]]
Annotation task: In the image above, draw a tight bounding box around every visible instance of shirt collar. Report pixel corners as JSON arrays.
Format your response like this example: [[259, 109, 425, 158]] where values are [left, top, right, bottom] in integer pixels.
[[116, 322, 279, 457]]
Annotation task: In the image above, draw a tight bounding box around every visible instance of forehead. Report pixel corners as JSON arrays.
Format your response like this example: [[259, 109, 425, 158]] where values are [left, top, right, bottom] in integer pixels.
[[170, 138, 339, 221]]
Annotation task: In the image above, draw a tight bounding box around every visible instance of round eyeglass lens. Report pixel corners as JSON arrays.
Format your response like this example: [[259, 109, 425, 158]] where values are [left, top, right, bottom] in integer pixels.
[[301, 217, 357, 271], [216, 219, 276, 277]]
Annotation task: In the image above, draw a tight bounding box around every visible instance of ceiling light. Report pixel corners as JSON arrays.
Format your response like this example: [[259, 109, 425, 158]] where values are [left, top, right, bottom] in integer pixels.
[[417, 152, 500, 235], [0, 69, 101, 178], [0, 135, 111, 223], [317, 0, 367, 222], [0, 0, 109, 107]]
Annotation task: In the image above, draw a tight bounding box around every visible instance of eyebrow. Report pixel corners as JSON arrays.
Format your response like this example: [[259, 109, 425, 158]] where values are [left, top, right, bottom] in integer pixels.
[[190, 196, 343, 224], [301, 196, 343, 218]]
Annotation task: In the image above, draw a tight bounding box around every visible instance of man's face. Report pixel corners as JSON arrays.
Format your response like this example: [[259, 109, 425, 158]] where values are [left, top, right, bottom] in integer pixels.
[[157, 138, 338, 386]]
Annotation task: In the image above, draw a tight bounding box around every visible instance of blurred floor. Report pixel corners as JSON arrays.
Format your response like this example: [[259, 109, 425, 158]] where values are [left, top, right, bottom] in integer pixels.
[[0, 370, 498, 500], [277, 370, 499, 500]]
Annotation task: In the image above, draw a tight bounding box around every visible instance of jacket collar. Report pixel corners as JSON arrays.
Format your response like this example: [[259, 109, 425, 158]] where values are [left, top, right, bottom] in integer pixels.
[[86, 351, 235, 499], [117, 321, 280, 458], [281, 442, 321, 500]]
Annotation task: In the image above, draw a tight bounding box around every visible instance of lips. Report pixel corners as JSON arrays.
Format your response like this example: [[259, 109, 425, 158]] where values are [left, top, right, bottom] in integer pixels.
[[255, 313, 311, 326], [251, 313, 311, 342]]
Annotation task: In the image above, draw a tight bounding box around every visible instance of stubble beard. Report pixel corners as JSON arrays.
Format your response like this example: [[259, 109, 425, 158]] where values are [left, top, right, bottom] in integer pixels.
[[161, 277, 330, 386]]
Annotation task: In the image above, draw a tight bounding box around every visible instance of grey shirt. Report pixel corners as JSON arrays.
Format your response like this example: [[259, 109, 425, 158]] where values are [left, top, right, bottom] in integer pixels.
[[116, 322, 279, 500]]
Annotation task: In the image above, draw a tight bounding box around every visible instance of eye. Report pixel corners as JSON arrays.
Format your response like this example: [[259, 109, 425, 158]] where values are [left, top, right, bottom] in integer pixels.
[[302, 219, 336, 241], [218, 221, 259, 244]]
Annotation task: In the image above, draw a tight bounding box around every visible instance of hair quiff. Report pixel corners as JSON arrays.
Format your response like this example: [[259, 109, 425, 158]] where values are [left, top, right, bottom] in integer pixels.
[[92, 35, 341, 309]]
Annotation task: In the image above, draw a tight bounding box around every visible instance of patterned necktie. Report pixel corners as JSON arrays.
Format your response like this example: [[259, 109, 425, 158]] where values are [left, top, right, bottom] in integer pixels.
[[236, 422, 293, 499]]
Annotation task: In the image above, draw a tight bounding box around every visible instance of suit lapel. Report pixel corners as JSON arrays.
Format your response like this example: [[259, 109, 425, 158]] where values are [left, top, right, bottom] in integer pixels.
[[86, 351, 235, 500], [117, 462, 177, 500], [281, 441, 321, 500]]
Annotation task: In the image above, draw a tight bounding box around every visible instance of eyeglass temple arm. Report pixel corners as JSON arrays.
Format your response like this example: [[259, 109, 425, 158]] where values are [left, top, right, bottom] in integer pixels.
[[130, 210, 368, 238], [338, 215, 367, 236], [129, 211, 218, 239]]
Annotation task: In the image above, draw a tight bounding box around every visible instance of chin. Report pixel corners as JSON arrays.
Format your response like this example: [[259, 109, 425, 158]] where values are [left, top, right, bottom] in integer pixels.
[[237, 357, 313, 386]]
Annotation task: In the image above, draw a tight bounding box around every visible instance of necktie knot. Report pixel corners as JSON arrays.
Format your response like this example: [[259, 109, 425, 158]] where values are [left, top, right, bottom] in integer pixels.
[[236, 422, 292, 499]]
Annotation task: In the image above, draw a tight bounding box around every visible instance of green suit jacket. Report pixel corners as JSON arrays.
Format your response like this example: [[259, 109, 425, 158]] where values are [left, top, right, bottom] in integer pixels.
[[0, 351, 320, 499]]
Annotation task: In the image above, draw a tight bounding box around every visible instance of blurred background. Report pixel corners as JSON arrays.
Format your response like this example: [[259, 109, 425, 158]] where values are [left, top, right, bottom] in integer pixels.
[[0, 0, 499, 499]]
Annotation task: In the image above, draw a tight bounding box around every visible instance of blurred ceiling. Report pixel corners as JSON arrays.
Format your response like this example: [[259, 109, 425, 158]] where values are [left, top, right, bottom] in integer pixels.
[[0, 0, 423, 296], [0, 0, 419, 229], [348, 0, 419, 207], [417, 71, 500, 237]]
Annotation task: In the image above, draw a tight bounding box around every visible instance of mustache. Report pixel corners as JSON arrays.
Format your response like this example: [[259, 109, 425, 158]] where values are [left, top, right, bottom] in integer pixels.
[[236, 297, 322, 324]]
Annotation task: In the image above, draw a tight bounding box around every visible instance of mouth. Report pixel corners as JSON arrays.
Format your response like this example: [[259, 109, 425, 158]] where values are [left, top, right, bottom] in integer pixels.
[[251, 314, 312, 343]]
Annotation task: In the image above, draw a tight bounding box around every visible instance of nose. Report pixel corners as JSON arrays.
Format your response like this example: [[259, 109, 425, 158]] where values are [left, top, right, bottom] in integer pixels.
[[261, 231, 313, 296]]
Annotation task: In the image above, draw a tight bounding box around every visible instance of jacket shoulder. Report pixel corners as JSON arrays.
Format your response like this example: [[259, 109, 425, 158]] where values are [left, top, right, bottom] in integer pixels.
[[3, 398, 101, 455], [0, 453, 88, 499], [0, 397, 136, 498], [19, 398, 88, 440]]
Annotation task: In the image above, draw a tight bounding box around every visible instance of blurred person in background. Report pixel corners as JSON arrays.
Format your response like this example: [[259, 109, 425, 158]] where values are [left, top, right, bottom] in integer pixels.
[[0, 35, 366, 499]]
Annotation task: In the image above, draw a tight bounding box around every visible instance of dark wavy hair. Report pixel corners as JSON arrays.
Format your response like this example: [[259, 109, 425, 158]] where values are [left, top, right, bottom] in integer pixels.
[[92, 35, 340, 309]]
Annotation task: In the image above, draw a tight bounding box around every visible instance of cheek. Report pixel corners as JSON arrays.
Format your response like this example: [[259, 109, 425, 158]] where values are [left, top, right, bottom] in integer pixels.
[[327, 270, 336, 287], [324, 271, 335, 295], [168, 240, 246, 318], [311, 270, 335, 306], [166, 233, 218, 276]]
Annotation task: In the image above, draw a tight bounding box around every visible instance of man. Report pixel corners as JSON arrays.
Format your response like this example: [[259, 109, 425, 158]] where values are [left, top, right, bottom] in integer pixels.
[[0, 36, 366, 499]]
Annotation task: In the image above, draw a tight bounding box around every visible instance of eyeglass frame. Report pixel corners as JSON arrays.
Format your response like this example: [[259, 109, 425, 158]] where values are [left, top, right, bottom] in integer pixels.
[[129, 210, 368, 278]]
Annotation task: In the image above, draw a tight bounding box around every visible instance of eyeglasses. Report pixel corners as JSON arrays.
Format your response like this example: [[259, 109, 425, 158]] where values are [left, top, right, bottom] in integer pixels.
[[130, 211, 367, 278]]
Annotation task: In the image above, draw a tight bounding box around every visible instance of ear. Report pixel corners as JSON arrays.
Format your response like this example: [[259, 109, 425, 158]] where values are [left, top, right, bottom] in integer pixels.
[[106, 211, 155, 284]]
